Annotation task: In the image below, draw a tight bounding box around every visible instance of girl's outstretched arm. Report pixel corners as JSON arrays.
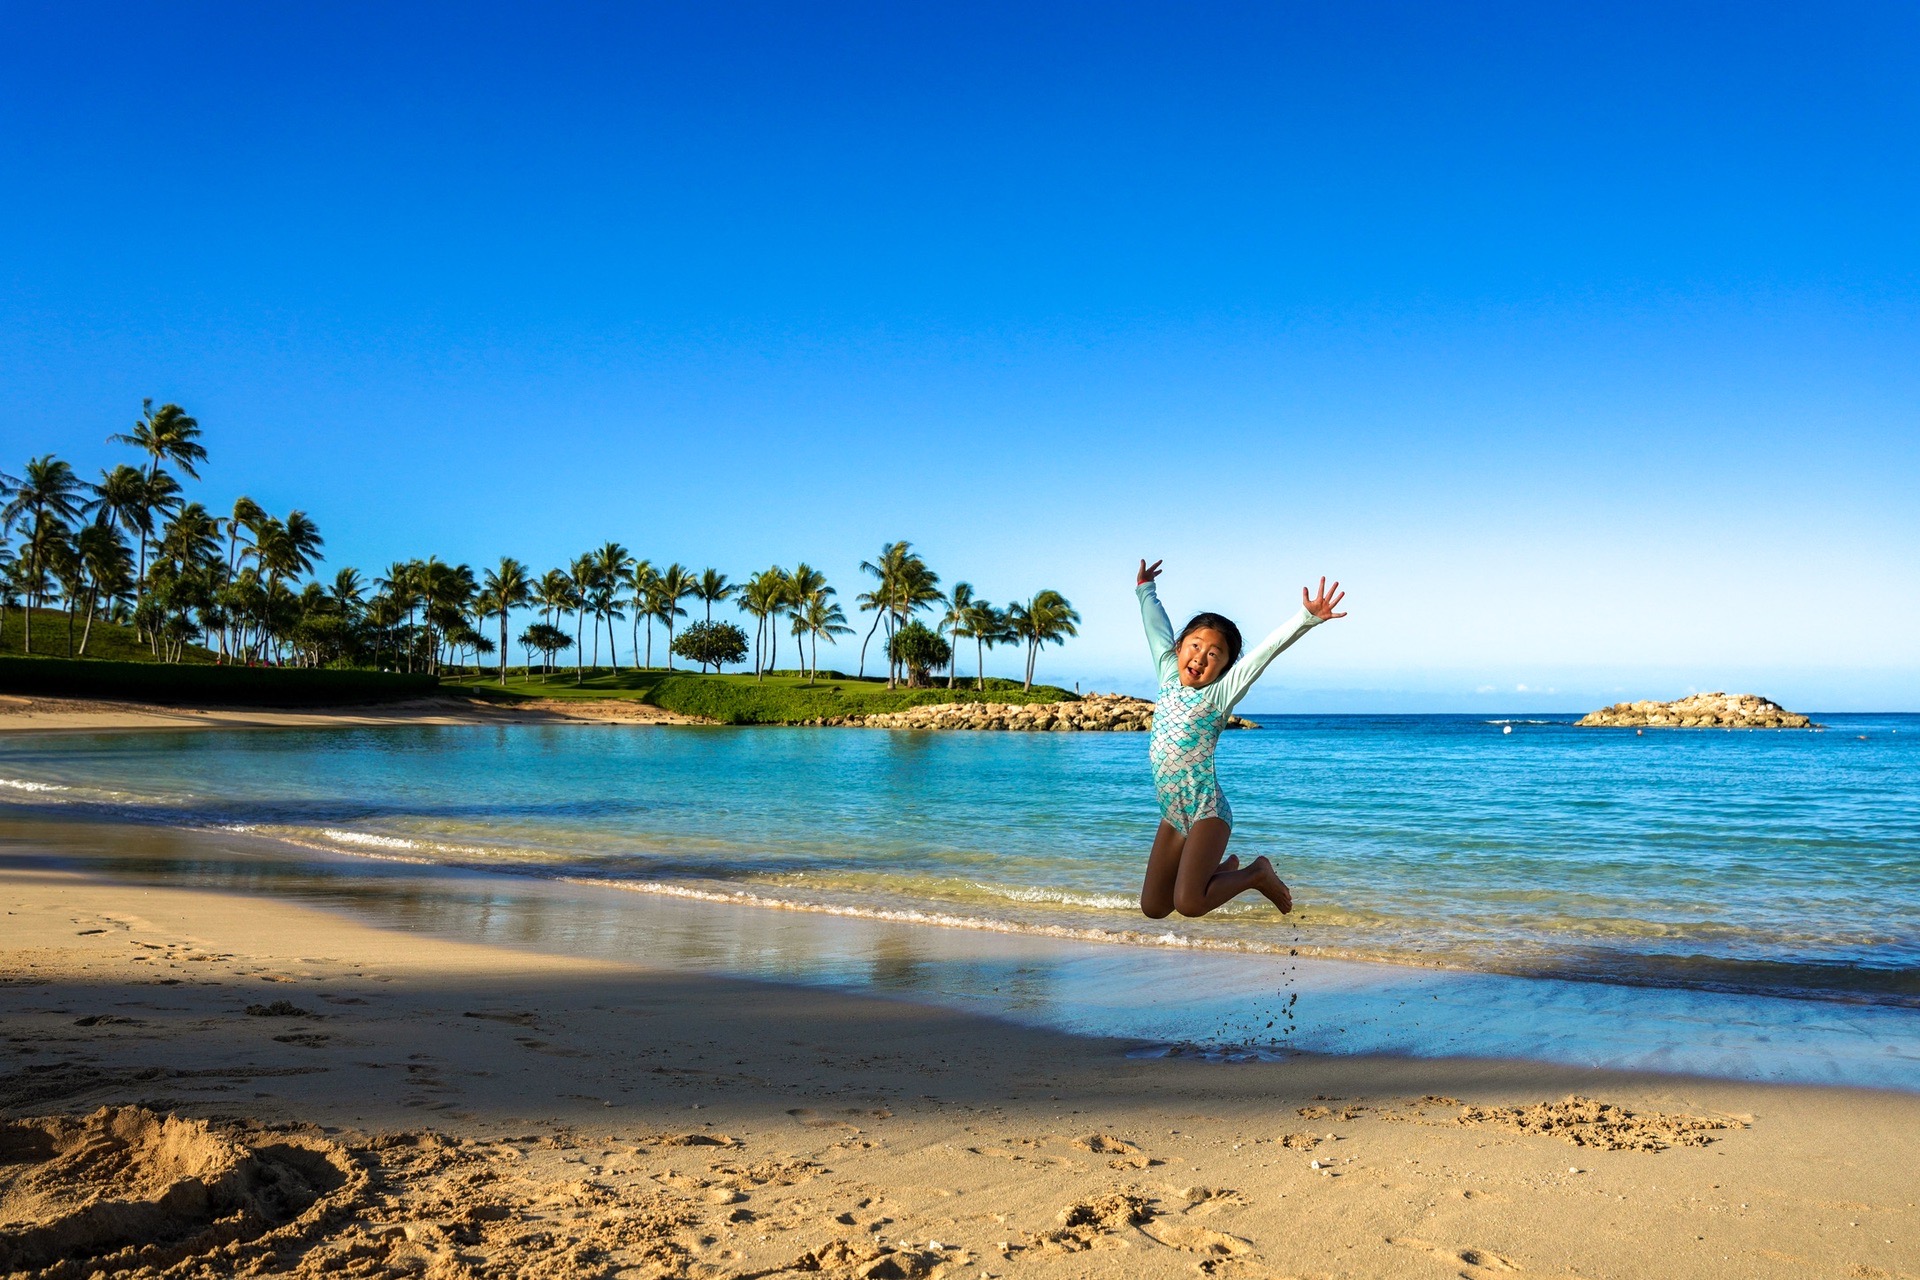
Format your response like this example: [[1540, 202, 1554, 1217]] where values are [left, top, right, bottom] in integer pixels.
[[1212, 577, 1347, 712], [1136, 559, 1179, 686]]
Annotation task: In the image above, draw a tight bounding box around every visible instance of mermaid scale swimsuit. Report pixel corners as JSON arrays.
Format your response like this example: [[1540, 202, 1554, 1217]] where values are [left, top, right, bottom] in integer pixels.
[[1149, 677, 1233, 832], [1137, 580, 1324, 834]]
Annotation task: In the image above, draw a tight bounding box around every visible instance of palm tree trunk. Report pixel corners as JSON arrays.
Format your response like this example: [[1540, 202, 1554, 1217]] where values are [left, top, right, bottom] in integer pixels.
[[575, 610, 584, 683], [78, 591, 97, 656], [857, 612, 882, 679], [976, 638, 985, 691], [498, 612, 509, 685], [645, 617, 653, 669], [665, 619, 674, 671]]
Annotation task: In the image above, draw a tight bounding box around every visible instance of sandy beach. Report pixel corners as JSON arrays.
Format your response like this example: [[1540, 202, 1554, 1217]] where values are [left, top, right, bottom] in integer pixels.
[[5, 845, 1918, 1280], [0, 693, 708, 733]]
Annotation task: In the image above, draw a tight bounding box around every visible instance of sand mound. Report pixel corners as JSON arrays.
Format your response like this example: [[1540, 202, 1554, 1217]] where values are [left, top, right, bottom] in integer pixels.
[[0, 1105, 359, 1279], [1457, 1095, 1734, 1151]]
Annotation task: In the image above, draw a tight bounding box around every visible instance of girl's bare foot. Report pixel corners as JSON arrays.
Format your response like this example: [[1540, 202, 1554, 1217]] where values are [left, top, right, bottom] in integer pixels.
[[1250, 856, 1293, 914]]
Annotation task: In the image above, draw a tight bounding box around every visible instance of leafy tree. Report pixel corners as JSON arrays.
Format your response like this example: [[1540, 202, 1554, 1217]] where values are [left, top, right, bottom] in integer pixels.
[[888, 621, 953, 688], [1005, 590, 1080, 691], [672, 619, 747, 672], [481, 557, 532, 684], [520, 622, 572, 680]]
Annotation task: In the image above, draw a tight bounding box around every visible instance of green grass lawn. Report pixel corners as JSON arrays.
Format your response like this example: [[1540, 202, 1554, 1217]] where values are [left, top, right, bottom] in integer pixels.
[[444, 666, 1077, 724], [0, 607, 216, 663]]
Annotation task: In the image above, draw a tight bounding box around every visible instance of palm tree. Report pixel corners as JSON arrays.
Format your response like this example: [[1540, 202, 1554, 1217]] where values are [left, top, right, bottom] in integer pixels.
[[568, 555, 596, 680], [656, 563, 694, 671], [627, 559, 659, 668], [592, 542, 634, 668], [854, 541, 909, 680], [535, 569, 577, 669], [481, 557, 532, 685], [2, 456, 88, 653], [109, 401, 204, 620], [74, 523, 132, 657], [1006, 590, 1080, 691], [952, 598, 1007, 691], [791, 595, 851, 685], [693, 568, 734, 623], [940, 582, 978, 689], [226, 496, 265, 574], [110, 399, 207, 482]]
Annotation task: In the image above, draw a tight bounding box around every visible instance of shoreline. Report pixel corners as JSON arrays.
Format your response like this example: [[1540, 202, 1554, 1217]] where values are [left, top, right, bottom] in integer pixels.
[[0, 691, 711, 732], [5, 843, 1919, 1278], [12, 812, 1920, 1095]]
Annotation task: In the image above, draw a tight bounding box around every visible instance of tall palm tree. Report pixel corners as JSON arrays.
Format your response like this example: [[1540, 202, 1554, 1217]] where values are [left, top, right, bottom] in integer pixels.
[[109, 401, 204, 620], [226, 496, 265, 574], [110, 399, 207, 483], [1006, 590, 1081, 691], [952, 598, 1007, 691], [656, 563, 694, 671], [693, 568, 734, 623], [627, 559, 659, 667], [535, 569, 577, 672], [568, 555, 596, 680], [940, 582, 978, 689], [791, 595, 851, 685], [854, 541, 909, 680], [74, 523, 132, 657], [738, 569, 776, 679], [481, 557, 532, 685], [592, 542, 634, 668], [2, 456, 88, 653]]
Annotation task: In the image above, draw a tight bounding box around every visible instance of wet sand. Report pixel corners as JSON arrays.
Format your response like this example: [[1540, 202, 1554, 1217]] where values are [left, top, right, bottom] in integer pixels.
[[4, 846, 1918, 1278], [0, 692, 706, 732]]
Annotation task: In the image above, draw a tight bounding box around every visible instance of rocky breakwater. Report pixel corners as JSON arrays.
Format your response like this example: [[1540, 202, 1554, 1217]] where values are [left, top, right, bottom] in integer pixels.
[[1574, 692, 1813, 729], [833, 691, 1258, 732]]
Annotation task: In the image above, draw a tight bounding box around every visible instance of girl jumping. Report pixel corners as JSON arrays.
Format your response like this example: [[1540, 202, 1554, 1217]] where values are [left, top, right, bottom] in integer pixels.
[[1135, 559, 1345, 920]]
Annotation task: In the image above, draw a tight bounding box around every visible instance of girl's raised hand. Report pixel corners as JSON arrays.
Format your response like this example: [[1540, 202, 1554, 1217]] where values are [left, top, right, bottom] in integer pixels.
[[1137, 558, 1164, 585], [1303, 576, 1347, 620]]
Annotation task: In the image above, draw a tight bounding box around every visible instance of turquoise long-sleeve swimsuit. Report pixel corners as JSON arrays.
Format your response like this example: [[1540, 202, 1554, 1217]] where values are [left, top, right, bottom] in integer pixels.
[[1138, 581, 1323, 833]]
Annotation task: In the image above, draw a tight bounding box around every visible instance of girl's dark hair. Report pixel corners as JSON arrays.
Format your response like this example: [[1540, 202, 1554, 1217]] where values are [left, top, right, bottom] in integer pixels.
[[1179, 612, 1243, 666]]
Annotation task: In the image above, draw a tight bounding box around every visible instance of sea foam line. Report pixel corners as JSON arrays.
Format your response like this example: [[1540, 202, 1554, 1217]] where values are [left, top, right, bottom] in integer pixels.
[[0, 777, 71, 793]]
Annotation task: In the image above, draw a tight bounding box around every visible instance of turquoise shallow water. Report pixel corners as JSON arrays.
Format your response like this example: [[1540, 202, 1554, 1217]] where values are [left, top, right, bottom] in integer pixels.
[[2, 714, 1915, 1005]]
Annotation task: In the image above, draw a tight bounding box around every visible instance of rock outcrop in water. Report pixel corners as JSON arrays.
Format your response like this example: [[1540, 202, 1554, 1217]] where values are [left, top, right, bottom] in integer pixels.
[[1574, 692, 1812, 729], [819, 691, 1258, 732]]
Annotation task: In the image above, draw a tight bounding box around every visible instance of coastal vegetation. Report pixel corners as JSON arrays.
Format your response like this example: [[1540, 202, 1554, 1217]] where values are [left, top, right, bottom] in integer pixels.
[[1, 405, 1082, 698], [443, 668, 1075, 725]]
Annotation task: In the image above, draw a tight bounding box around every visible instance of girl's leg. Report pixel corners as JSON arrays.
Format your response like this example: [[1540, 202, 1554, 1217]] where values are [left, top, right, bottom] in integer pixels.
[[1173, 818, 1293, 918], [1141, 822, 1242, 920], [1139, 820, 1184, 919]]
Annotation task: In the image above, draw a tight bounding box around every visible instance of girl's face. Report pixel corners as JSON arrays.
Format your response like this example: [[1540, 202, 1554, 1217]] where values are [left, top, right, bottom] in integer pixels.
[[1177, 627, 1231, 687]]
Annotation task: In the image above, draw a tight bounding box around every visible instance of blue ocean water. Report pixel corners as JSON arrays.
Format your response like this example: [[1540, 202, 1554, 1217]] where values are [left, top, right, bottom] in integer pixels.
[[3, 714, 1915, 1007]]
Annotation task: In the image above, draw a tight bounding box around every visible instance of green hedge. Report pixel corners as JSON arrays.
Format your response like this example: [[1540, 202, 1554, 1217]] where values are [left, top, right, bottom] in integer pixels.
[[0, 656, 439, 707], [643, 674, 1076, 725]]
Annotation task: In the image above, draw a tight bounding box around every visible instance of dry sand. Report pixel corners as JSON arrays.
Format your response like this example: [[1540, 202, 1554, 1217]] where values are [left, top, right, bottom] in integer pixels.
[[0, 693, 706, 733], [4, 865, 1918, 1280]]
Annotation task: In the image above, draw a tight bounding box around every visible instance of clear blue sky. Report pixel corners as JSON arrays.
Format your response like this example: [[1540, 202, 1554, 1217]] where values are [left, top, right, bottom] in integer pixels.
[[5, 2, 1916, 709]]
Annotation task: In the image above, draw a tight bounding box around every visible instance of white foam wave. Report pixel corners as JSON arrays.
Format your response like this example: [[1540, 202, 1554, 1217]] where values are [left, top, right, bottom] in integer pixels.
[[568, 876, 1354, 960], [321, 829, 421, 851], [977, 883, 1137, 910], [0, 778, 71, 793]]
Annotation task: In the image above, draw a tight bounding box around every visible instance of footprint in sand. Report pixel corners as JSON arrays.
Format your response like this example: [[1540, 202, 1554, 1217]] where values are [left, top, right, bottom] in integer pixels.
[[1388, 1236, 1525, 1277], [1140, 1220, 1256, 1260]]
